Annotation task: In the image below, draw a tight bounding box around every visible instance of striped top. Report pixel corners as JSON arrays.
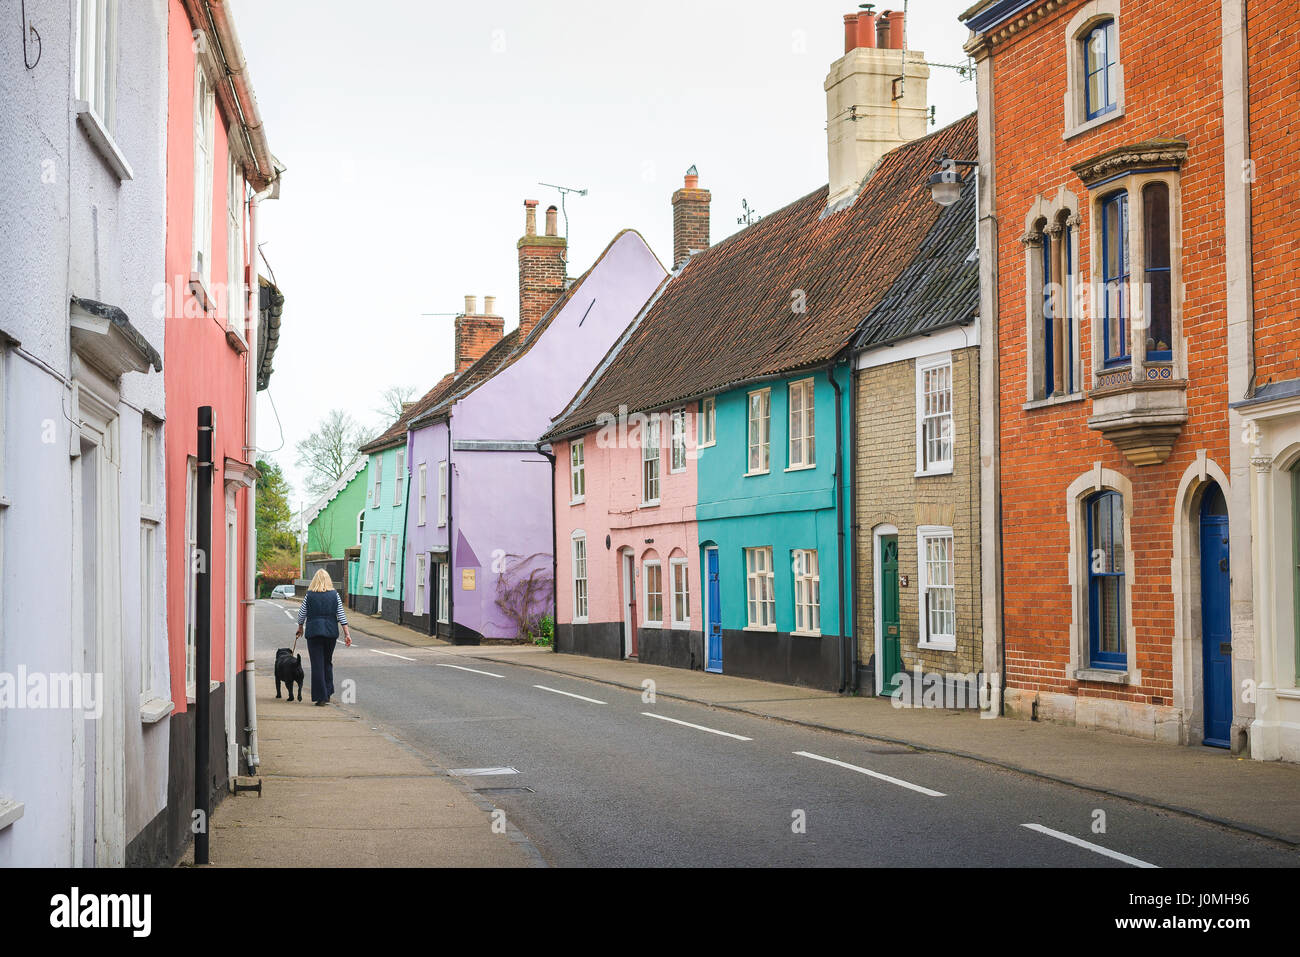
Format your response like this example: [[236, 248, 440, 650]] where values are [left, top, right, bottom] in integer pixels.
[[297, 591, 348, 627]]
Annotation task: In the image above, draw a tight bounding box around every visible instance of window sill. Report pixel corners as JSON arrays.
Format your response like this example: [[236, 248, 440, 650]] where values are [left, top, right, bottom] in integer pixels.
[[793, 629, 822, 638], [189, 273, 214, 313], [698, 441, 716, 450], [669, 467, 686, 475], [139, 697, 174, 724], [644, 621, 665, 630], [744, 470, 770, 478], [225, 324, 248, 355], [639, 501, 661, 510], [743, 625, 777, 633], [917, 639, 956, 652], [671, 621, 692, 631], [570, 497, 585, 506], [1075, 667, 1130, 685], [0, 798, 24, 832], [1063, 105, 1124, 141], [75, 103, 134, 181], [915, 466, 954, 479], [1023, 392, 1085, 411], [572, 617, 589, 625], [785, 463, 816, 473]]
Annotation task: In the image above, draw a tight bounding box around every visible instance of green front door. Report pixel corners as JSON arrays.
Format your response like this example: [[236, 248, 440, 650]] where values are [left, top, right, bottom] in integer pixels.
[[880, 536, 903, 694]]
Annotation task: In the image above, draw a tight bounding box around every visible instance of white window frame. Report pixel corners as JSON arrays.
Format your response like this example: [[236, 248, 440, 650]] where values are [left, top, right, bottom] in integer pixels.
[[76, 0, 118, 130], [916, 353, 954, 477], [793, 548, 821, 636], [670, 558, 691, 630], [371, 454, 383, 507], [226, 157, 245, 343], [192, 61, 215, 291], [670, 409, 688, 473], [699, 397, 716, 448], [394, 449, 405, 506], [744, 546, 776, 631], [643, 560, 664, 627], [386, 535, 399, 591], [572, 533, 589, 623], [641, 416, 661, 506], [415, 554, 427, 615], [365, 532, 378, 587], [570, 439, 586, 504], [437, 561, 450, 624], [787, 378, 816, 470], [417, 462, 428, 526], [746, 388, 771, 476], [917, 526, 956, 650], [437, 460, 448, 527], [139, 421, 162, 705]]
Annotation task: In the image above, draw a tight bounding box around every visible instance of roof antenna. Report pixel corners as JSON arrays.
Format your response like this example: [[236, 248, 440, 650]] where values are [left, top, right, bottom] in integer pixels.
[[539, 181, 588, 281]]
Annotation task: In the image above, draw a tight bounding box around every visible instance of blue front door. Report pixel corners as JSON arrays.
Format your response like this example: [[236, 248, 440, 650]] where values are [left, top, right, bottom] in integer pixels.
[[705, 547, 722, 673], [1200, 484, 1232, 749]]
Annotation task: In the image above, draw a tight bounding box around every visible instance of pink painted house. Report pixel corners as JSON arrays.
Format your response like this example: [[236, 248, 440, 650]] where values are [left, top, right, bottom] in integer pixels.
[[551, 405, 704, 666]]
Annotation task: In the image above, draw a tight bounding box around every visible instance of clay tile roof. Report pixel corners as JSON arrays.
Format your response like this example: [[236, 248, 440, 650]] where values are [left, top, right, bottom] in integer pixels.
[[544, 113, 978, 441], [359, 371, 459, 454]]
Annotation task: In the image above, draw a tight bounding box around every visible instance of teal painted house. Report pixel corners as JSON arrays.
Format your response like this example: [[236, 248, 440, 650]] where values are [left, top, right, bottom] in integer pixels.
[[696, 365, 853, 689], [354, 417, 415, 622]]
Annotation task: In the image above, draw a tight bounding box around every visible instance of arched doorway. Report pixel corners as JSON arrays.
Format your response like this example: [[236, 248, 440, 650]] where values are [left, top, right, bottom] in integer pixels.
[[1199, 482, 1231, 748]]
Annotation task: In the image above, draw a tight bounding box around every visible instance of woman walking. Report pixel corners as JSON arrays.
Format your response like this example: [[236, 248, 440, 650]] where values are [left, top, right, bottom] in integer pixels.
[[295, 570, 353, 705]]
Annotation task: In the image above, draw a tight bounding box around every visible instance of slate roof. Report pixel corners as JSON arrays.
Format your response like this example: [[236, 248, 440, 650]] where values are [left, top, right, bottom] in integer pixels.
[[543, 113, 978, 442], [853, 171, 978, 350]]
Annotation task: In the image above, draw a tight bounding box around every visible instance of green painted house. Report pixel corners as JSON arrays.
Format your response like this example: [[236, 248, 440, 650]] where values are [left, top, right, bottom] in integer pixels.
[[304, 457, 369, 559]]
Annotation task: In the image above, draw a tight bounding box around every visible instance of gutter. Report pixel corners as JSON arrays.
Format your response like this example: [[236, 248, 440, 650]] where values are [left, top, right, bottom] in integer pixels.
[[204, 0, 275, 190]]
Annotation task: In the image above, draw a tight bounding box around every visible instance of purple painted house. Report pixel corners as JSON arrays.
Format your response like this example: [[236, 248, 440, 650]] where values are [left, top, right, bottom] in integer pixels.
[[402, 203, 666, 640]]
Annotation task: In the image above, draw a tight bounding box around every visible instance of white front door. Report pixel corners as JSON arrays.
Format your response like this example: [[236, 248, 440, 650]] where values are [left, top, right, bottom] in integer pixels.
[[225, 493, 238, 779]]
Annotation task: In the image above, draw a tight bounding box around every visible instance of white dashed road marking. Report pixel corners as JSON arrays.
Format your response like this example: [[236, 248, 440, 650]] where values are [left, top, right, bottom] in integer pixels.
[[436, 663, 506, 678], [642, 712, 752, 741], [369, 649, 416, 662], [794, 750, 946, 797], [533, 685, 606, 705], [1021, 823, 1158, 868]]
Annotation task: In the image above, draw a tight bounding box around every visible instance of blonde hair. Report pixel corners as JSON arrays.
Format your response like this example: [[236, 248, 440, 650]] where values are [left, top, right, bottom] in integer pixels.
[[309, 569, 335, 592]]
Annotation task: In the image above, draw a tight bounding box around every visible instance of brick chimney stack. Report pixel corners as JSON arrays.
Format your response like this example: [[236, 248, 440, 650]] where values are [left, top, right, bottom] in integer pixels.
[[455, 295, 505, 374], [825, 8, 930, 207], [517, 199, 567, 340], [671, 165, 711, 268]]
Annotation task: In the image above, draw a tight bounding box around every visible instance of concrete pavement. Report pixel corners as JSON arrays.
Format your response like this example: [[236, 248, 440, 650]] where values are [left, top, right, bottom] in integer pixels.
[[337, 608, 1300, 846], [185, 605, 540, 867]]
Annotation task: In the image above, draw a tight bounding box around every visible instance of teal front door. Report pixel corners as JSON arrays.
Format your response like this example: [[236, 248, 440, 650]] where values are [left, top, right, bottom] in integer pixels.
[[880, 536, 903, 693]]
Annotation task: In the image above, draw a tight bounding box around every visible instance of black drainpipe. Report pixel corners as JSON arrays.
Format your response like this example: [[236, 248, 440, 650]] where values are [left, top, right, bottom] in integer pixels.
[[538, 442, 559, 653], [446, 418, 455, 642], [829, 364, 850, 694]]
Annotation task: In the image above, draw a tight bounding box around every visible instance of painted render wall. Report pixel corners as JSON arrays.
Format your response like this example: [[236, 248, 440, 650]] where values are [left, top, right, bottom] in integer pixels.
[[404, 420, 449, 632], [696, 365, 853, 691], [355, 444, 408, 620], [553, 407, 703, 665], [307, 463, 368, 559], [0, 0, 169, 865], [406, 229, 667, 639]]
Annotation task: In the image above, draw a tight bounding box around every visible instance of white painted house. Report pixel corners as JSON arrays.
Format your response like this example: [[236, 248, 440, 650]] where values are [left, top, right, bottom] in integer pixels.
[[0, 0, 170, 865]]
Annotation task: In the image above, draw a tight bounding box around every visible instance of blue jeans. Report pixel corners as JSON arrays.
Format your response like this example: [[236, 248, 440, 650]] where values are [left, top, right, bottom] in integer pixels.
[[306, 636, 337, 703]]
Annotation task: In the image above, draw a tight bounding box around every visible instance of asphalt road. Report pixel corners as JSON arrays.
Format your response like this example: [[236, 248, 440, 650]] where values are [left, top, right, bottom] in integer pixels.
[[257, 601, 1299, 868]]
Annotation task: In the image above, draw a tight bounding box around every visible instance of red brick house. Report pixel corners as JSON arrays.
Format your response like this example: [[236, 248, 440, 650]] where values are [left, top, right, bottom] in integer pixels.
[[962, 0, 1251, 750]]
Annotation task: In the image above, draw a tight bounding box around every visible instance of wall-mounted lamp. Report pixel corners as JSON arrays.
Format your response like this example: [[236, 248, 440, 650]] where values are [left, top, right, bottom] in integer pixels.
[[928, 150, 978, 207]]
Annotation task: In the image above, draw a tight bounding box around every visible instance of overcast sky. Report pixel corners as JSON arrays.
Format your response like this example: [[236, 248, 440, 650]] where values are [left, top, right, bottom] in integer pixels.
[[231, 0, 976, 509]]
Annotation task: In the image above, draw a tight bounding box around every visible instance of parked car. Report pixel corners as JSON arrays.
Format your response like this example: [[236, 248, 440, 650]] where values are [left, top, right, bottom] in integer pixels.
[[271, 584, 296, 600]]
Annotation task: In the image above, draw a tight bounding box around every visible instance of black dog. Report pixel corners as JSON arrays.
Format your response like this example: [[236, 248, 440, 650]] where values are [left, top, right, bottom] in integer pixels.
[[274, 648, 304, 701]]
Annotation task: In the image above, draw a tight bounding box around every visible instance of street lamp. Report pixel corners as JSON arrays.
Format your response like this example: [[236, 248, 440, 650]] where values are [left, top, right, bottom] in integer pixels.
[[928, 150, 978, 207]]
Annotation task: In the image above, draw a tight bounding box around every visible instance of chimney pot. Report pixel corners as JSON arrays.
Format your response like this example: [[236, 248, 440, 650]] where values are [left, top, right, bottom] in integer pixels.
[[843, 13, 859, 53], [524, 199, 538, 237], [857, 10, 877, 49], [484, 295, 496, 315], [545, 205, 559, 237], [684, 164, 699, 190], [464, 295, 477, 315], [876, 11, 892, 48], [889, 11, 904, 49]]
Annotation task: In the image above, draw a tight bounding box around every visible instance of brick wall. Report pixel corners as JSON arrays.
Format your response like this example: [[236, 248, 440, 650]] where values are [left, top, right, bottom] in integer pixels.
[[455, 314, 504, 373], [672, 185, 711, 268], [987, 0, 1230, 713], [1246, 1, 1300, 385], [518, 236, 567, 339], [854, 345, 983, 681]]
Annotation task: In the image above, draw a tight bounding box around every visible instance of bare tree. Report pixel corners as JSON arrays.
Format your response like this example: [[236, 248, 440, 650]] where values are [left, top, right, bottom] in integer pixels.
[[296, 409, 369, 498], [375, 384, 418, 423]]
